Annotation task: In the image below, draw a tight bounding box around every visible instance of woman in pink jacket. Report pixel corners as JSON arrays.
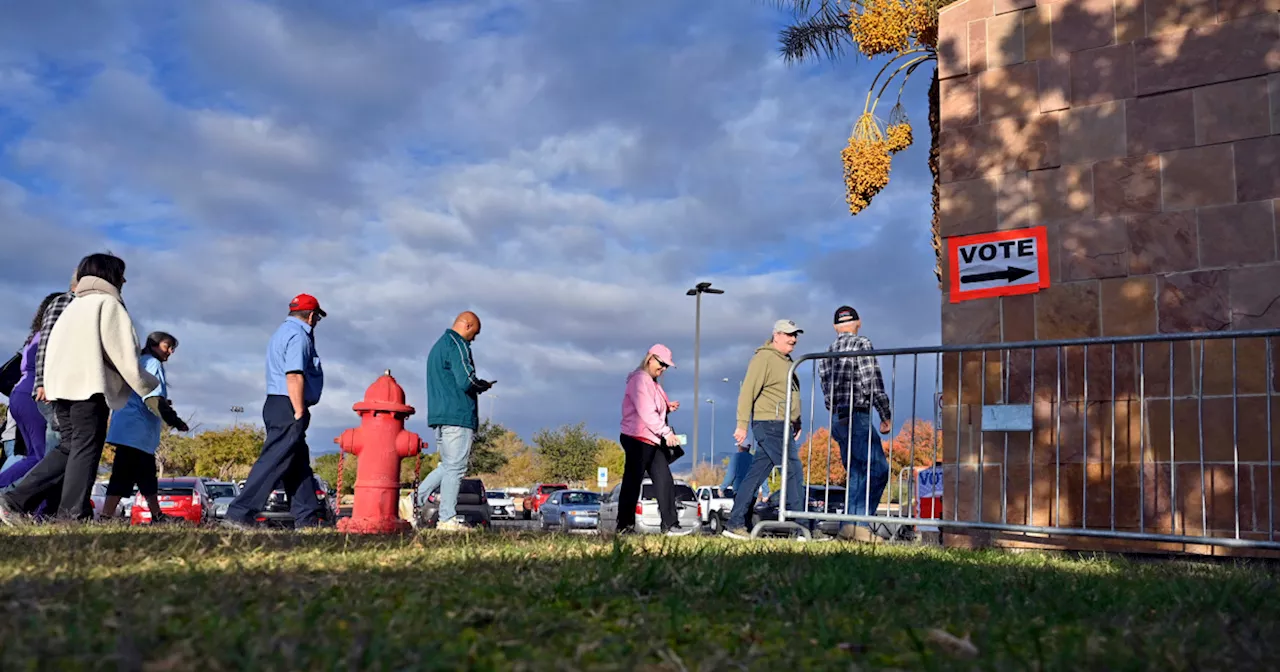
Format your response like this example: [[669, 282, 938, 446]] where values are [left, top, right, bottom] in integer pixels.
[[617, 344, 682, 535]]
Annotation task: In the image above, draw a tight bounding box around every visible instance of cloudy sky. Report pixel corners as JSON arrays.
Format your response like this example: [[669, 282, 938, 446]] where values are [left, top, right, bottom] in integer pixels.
[[0, 0, 941, 470]]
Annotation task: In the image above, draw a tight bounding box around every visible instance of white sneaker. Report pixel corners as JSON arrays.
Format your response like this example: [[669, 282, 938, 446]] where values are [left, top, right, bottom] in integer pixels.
[[436, 518, 475, 533]]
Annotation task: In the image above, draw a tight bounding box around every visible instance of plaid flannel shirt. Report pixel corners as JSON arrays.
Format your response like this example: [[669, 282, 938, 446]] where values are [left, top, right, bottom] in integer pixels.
[[33, 290, 75, 393], [817, 333, 891, 423]]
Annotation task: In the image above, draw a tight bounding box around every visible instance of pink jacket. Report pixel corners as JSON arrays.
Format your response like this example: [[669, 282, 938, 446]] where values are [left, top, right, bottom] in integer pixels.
[[620, 368, 673, 445]]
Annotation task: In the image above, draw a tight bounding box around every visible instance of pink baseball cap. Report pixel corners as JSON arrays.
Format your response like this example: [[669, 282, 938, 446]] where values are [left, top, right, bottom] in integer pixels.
[[648, 344, 676, 368]]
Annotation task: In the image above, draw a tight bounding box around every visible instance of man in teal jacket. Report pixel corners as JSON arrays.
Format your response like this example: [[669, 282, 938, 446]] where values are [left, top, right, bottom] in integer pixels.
[[417, 311, 494, 531]]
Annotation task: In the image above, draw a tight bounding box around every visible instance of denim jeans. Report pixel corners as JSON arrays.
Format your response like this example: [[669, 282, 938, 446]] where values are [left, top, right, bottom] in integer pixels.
[[725, 421, 805, 531], [0, 439, 15, 475], [416, 426, 474, 522], [831, 410, 889, 523], [36, 400, 60, 455]]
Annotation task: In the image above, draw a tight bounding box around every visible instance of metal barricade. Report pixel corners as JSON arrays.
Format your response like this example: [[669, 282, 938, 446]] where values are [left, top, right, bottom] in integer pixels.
[[752, 329, 1280, 552]]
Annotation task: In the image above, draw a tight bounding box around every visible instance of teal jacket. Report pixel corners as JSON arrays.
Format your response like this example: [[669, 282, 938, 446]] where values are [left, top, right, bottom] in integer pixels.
[[426, 329, 482, 430]]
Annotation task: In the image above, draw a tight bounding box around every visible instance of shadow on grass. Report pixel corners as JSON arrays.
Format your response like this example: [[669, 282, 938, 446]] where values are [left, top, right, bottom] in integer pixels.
[[1, 528, 1278, 670]]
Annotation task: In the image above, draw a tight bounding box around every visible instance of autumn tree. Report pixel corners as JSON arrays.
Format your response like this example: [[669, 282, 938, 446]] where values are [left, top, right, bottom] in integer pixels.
[[156, 432, 199, 477], [888, 418, 940, 473], [769, 0, 951, 285], [468, 420, 511, 476], [798, 427, 849, 485], [194, 426, 265, 480], [488, 430, 542, 487], [692, 462, 726, 488], [534, 422, 602, 484]]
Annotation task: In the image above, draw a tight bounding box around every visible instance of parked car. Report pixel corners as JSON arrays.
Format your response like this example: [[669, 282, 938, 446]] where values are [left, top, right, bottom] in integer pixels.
[[417, 477, 491, 530], [695, 485, 737, 535], [131, 477, 212, 526], [598, 479, 700, 535], [89, 481, 109, 520], [257, 477, 336, 528], [522, 483, 568, 520], [203, 480, 240, 520], [752, 485, 850, 536], [538, 490, 601, 531], [485, 490, 517, 520]]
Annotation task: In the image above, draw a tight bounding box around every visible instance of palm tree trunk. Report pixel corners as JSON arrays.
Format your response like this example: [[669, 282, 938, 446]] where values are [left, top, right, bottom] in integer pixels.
[[928, 67, 942, 289]]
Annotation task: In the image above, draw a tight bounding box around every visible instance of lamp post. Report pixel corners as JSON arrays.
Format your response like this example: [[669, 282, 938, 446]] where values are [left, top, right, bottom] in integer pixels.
[[706, 398, 715, 469], [230, 406, 244, 427], [686, 281, 724, 469]]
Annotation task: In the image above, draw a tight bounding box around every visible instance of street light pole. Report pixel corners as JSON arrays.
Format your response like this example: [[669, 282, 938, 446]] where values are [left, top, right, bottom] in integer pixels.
[[230, 406, 244, 427], [706, 398, 715, 469], [686, 281, 724, 470]]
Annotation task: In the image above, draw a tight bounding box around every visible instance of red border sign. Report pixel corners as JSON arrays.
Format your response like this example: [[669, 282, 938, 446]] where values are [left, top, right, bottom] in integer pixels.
[[947, 227, 1050, 303]]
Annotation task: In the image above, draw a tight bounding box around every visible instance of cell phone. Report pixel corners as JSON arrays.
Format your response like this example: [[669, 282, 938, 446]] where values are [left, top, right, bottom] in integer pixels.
[[674, 434, 688, 446]]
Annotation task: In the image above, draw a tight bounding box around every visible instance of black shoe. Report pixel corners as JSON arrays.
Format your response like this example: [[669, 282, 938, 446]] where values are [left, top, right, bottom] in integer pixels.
[[615, 525, 637, 536], [661, 523, 686, 536]]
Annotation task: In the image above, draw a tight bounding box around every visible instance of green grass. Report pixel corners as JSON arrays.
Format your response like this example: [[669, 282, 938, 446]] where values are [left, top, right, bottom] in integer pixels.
[[1, 528, 1277, 671]]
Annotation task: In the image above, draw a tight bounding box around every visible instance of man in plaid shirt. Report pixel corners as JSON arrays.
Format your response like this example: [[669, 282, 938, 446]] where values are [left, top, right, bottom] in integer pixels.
[[817, 305, 891, 542], [32, 273, 78, 454]]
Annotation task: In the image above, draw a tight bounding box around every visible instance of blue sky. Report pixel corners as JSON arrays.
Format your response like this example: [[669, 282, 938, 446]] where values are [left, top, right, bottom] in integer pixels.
[[0, 0, 941, 471]]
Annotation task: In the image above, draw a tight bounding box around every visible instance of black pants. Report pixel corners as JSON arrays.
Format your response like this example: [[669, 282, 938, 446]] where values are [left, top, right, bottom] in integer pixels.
[[106, 444, 159, 498], [224, 396, 322, 526], [2, 395, 108, 520], [617, 434, 678, 530]]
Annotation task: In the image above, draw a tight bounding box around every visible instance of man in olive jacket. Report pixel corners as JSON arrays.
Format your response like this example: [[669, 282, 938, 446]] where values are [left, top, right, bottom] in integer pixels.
[[722, 319, 805, 539], [417, 311, 493, 531]]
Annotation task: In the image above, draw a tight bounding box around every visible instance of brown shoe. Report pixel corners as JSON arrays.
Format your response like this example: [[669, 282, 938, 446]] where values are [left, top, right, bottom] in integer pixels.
[[838, 524, 880, 543]]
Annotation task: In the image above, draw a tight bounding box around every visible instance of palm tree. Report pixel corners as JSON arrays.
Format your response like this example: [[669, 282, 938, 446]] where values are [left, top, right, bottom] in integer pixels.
[[766, 0, 952, 286]]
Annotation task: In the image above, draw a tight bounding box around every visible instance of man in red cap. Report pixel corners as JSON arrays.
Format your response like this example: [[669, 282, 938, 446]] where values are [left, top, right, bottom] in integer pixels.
[[223, 293, 327, 529]]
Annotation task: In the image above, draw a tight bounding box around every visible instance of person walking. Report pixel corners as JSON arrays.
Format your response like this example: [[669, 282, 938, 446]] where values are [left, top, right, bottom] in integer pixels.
[[721, 320, 806, 540], [818, 305, 892, 543], [416, 311, 493, 532], [719, 442, 753, 496], [616, 344, 683, 535], [0, 254, 159, 525], [223, 294, 327, 530], [32, 273, 79, 460], [100, 332, 190, 522], [0, 292, 65, 490]]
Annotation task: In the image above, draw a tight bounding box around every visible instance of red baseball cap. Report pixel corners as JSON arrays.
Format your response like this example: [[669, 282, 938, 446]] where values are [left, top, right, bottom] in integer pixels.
[[289, 293, 327, 317]]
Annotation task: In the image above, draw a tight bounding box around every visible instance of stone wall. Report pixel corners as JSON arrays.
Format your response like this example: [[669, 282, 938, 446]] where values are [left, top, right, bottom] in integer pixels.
[[935, 0, 1280, 554]]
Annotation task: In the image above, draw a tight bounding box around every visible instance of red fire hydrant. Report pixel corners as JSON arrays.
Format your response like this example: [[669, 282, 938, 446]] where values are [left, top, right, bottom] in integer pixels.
[[334, 370, 425, 534]]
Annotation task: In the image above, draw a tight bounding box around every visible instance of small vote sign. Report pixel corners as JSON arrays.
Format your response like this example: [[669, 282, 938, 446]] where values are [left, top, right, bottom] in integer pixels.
[[947, 226, 1049, 303]]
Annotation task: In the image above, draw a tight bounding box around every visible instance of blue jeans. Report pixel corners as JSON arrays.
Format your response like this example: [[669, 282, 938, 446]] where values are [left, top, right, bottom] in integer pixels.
[[831, 411, 889, 523], [416, 426, 474, 522], [36, 400, 60, 455], [0, 439, 16, 476], [725, 421, 804, 530]]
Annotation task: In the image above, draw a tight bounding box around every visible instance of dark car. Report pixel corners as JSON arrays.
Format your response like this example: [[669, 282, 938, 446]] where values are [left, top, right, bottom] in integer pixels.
[[416, 477, 491, 530], [753, 486, 848, 537], [256, 476, 337, 528]]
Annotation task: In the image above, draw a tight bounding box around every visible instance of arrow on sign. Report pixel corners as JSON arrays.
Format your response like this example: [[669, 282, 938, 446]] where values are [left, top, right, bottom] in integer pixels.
[[960, 266, 1034, 284]]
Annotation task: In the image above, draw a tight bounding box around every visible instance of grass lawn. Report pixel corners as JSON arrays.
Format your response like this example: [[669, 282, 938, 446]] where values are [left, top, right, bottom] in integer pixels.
[[1, 527, 1277, 671]]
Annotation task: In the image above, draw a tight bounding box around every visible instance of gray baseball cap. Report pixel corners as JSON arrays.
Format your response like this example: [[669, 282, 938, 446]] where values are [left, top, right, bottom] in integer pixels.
[[773, 319, 803, 335]]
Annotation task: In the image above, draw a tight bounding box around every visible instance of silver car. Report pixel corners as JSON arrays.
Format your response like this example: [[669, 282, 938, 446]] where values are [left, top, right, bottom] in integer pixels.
[[539, 489, 601, 531], [202, 480, 240, 519], [599, 479, 700, 535]]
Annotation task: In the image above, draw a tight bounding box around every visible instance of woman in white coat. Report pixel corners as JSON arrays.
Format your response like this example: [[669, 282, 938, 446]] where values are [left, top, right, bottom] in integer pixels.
[[0, 253, 158, 524]]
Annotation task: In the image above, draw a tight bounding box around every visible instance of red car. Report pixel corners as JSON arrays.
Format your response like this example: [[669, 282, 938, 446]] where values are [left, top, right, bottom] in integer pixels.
[[131, 477, 213, 526], [522, 483, 568, 520]]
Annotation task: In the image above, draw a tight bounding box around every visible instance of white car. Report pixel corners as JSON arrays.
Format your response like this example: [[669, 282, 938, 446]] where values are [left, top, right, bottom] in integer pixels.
[[598, 479, 701, 535], [485, 490, 517, 520], [695, 486, 737, 535], [90, 482, 109, 520]]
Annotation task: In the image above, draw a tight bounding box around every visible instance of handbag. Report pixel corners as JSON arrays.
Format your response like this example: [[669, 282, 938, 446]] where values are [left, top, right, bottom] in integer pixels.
[[0, 351, 21, 397], [661, 410, 685, 462]]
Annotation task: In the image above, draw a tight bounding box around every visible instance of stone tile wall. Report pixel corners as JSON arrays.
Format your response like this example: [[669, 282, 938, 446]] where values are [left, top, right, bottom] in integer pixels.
[[936, 0, 1280, 554]]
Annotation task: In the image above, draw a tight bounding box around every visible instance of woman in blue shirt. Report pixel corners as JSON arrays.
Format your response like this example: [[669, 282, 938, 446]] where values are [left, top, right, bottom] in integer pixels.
[[101, 332, 189, 522]]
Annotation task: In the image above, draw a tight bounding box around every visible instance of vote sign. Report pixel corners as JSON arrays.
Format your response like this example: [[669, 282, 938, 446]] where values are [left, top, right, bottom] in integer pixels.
[[947, 226, 1050, 303]]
